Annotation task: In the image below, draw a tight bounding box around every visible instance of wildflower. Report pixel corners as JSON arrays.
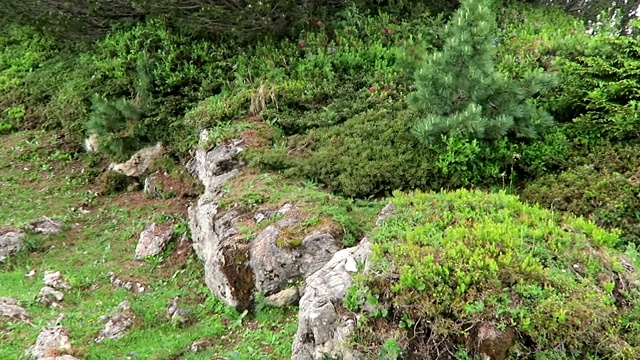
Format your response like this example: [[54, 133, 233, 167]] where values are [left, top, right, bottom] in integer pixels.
[[298, 40, 305, 48], [369, 86, 376, 92]]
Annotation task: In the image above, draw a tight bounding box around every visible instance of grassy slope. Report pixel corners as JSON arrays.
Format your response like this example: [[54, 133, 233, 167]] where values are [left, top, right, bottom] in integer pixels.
[[0, 131, 297, 359]]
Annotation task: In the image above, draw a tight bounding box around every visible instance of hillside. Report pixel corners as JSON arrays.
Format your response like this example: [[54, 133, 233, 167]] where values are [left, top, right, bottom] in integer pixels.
[[2, 0, 640, 359]]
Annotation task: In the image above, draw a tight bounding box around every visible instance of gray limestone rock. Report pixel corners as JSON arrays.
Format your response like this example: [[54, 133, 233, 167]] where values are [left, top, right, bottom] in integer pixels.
[[291, 239, 372, 360], [25, 326, 72, 359], [134, 222, 173, 260], [0, 297, 31, 323], [0, 228, 26, 262]]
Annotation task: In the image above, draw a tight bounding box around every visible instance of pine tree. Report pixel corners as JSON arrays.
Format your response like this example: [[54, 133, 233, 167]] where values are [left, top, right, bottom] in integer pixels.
[[86, 55, 153, 161], [407, 0, 558, 146]]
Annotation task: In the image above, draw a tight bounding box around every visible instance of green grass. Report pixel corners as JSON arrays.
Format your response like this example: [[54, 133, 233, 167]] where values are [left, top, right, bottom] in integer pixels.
[[0, 131, 298, 359]]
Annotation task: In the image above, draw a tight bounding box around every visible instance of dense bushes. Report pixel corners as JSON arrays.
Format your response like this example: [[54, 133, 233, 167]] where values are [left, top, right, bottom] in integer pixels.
[[521, 143, 640, 245], [247, 100, 526, 197], [0, 0, 348, 42], [346, 189, 640, 358], [1, 0, 638, 239]]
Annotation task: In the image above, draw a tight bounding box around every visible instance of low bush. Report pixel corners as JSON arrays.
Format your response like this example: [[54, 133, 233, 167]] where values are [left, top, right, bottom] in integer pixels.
[[521, 143, 640, 245], [247, 100, 524, 197], [497, 5, 640, 147], [345, 189, 640, 358]]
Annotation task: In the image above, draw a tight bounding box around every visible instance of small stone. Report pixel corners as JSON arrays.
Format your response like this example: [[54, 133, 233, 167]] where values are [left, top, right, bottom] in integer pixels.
[[25, 326, 72, 359], [25, 269, 36, 278], [43, 271, 71, 290], [277, 203, 293, 215], [134, 223, 173, 260], [95, 302, 134, 343], [37, 286, 65, 307], [264, 287, 300, 307], [190, 339, 212, 352], [116, 301, 131, 312], [143, 174, 158, 196], [0, 228, 26, 263]]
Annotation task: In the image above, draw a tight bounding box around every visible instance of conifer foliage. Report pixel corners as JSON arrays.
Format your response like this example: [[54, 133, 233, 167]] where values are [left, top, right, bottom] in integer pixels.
[[407, 0, 558, 145], [85, 56, 153, 161]]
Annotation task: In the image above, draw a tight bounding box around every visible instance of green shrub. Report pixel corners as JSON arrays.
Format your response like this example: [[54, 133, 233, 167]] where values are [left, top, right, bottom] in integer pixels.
[[521, 144, 640, 245], [247, 101, 522, 198], [408, 0, 558, 145], [497, 4, 640, 147], [86, 57, 154, 161], [0, 26, 67, 131], [347, 189, 640, 358]]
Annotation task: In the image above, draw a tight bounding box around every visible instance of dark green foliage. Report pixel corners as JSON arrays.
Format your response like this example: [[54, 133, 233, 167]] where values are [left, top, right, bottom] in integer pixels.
[[521, 143, 640, 245], [0, 0, 349, 43], [408, 0, 558, 145], [497, 5, 640, 146], [550, 35, 640, 145], [248, 101, 522, 197], [346, 189, 640, 358]]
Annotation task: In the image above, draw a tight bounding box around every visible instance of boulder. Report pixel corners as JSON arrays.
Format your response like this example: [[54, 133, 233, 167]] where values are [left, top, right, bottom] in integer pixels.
[[250, 224, 342, 297], [134, 223, 173, 260], [188, 139, 253, 310], [25, 325, 72, 359], [109, 142, 164, 177], [0, 297, 31, 323], [291, 239, 372, 360], [0, 228, 25, 262]]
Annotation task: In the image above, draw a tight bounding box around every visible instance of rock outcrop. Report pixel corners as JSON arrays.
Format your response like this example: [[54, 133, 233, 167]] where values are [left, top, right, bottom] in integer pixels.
[[249, 217, 342, 297], [291, 203, 395, 360], [188, 133, 346, 311], [188, 138, 250, 309]]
